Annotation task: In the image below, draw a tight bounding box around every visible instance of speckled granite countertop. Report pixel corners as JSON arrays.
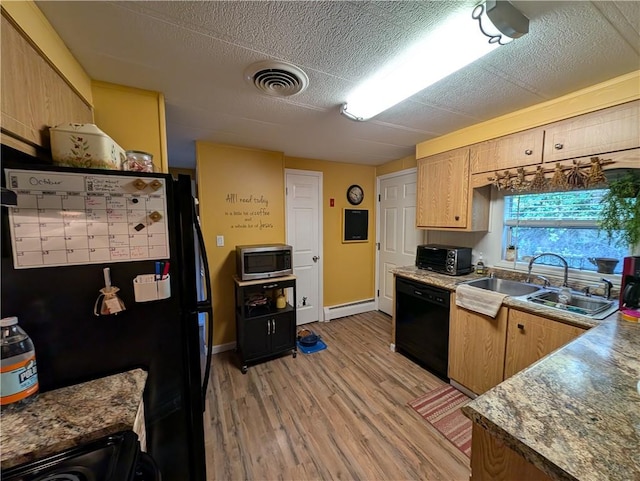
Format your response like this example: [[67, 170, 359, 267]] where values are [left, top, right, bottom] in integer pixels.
[[0, 368, 147, 470], [392, 265, 602, 329], [393, 265, 639, 479], [462, 318, 640, 481]]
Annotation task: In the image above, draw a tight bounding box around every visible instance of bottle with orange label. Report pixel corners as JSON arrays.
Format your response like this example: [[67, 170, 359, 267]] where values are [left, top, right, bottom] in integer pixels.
[[1, 316, 39, 407]]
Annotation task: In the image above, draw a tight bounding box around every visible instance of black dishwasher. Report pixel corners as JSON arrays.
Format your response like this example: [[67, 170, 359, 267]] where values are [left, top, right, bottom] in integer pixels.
[[395, 277, 450, 381]]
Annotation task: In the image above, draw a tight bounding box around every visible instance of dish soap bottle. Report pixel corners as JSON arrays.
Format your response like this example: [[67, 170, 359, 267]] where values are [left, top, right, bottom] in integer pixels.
[[1, 316, 39, 407], [476, 252, 486, 275]]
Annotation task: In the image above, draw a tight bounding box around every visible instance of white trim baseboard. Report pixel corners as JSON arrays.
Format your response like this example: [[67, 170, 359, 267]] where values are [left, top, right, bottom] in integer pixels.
[[211, 341, 236, 354], [323, 298, 375, 321]]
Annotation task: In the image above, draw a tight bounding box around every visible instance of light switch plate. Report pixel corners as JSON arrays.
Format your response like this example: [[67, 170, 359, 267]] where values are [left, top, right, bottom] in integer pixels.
[[216, 235, 224, 247]]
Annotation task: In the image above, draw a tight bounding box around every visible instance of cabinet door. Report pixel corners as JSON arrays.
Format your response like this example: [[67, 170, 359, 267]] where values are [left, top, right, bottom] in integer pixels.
[[242, 317, 272, 362], [470, 128, 544, 174], [448, 303, 508, 395], [543, 100, 640, 163], [1, 14, 92, 153], [270, 312, 295, 354], [416, 148, 469, 228], [504, 310, 586, 379]]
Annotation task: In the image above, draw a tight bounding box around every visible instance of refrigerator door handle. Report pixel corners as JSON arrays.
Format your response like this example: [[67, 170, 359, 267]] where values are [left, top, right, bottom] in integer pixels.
[[193, 197, 214, 406]]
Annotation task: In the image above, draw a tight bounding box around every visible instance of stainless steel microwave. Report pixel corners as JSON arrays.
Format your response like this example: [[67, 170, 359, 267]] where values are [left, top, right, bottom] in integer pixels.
[[236, 244, 293, 281], [415, 244, 473, 276]]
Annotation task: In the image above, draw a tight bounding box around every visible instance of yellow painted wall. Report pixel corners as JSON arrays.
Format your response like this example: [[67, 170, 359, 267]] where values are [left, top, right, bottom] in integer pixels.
[[196, 143, 286, 346], [375, 154, 417, 177], [91, 81, 169, 172], [284, 157, 377, 307], [416, 70, 640, 158], [2, 1, 93, 106]]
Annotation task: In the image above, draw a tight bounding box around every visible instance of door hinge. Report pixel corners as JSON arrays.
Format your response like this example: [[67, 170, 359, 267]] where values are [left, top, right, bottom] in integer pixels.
[[378, 194, 381, 202], [286, 187, 288, 195], [377, 289, 380, 297], [376, 242, 380, 250]]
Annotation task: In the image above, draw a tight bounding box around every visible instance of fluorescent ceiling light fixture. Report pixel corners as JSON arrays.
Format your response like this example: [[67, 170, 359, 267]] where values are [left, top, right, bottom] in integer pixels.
[[341, 1, 529, 121]]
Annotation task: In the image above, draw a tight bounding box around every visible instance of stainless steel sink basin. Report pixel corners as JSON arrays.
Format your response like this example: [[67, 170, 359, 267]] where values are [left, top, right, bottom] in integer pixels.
[[462, 277, 543, 297], [526, 290, 615, 318]]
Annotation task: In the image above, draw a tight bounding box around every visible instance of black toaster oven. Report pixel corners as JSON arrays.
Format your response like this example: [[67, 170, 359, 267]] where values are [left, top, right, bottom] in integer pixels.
[[416, 244, 473, 276]]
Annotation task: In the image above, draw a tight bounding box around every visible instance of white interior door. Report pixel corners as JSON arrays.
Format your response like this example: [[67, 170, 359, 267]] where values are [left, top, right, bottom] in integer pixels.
[[376, 170, 424, 315], [285, 170, 323, 325]]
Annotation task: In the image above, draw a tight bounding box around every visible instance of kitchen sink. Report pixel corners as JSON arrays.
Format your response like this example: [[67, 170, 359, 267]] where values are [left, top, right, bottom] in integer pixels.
[[462, 277, 543, 297], [526, 289, 617, 319]]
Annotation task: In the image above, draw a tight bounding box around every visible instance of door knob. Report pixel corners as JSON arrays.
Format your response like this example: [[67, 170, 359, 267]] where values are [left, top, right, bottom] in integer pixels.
[[312, 256, 320, 262]]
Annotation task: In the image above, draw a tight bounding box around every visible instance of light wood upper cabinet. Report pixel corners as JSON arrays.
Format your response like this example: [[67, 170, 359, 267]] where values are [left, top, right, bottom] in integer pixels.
[[543, 100, 640, 163], [470, 128, 544, 174], [449, 301, 508, 395], [1, 13, 93, 155], [416, 148, 490, 231], [503, 309, 586, 379]]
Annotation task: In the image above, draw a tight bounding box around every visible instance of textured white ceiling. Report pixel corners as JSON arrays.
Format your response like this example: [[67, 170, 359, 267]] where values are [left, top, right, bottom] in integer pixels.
[[36, 1, 640, 168]]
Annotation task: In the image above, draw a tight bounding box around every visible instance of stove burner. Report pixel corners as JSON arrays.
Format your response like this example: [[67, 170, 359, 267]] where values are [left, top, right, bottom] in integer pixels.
[[33, 470, 92, 481], [2, 431, 139, 481]]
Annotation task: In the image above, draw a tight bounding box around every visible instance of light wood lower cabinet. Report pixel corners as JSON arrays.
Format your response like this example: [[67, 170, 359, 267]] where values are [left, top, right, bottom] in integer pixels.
[[449, 305, 587, 395], [503, 310, 586, 379], [448, 302, 508, 395], [470, 423, 552, 481]]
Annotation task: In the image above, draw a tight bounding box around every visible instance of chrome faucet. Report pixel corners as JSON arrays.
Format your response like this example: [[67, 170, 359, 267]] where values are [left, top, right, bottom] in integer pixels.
[[526, 252, 569, 287]]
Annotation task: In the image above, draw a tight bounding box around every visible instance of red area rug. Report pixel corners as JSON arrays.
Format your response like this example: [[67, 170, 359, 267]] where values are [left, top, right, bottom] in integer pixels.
[[407, 385, 472, 458]]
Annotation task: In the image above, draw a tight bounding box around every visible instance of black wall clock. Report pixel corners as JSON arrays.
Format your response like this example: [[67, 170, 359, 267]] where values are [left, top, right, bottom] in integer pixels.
[[347, 184, 364, 205]]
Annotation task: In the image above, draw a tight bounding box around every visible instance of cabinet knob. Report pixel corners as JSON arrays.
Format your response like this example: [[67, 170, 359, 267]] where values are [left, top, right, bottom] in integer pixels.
[[524, 149, 533, 155], [517, 323, 525, 330], [454, 215, 460, 221], [554, 143, 564, 150]]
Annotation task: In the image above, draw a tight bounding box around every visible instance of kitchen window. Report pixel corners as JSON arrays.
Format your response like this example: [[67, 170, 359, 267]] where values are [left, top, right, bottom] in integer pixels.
[[503, 189, 627, 274]]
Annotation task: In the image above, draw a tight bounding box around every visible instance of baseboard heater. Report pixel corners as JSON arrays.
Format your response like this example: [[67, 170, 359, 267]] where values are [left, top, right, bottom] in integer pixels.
[[323, 298, 375, 321]]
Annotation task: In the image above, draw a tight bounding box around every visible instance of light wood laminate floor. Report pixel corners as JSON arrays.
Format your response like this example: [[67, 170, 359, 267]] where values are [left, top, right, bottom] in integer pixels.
[[204, 311, 470, 480]]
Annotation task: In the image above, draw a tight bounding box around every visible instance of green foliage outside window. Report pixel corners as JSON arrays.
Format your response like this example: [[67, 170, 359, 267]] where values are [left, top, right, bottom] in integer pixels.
[[504, 189, 628, 274]]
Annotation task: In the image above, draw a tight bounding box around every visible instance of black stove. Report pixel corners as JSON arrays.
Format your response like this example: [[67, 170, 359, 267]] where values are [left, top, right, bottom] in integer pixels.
[[2, 431, 159, 481]]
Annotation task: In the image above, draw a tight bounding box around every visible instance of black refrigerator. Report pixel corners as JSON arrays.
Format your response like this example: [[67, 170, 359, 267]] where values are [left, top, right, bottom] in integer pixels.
[[1, 149, 213, 481]]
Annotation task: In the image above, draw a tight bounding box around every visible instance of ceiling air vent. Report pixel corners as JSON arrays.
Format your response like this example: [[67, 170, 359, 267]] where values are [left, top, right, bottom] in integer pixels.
[[244, 60, 309, 98]]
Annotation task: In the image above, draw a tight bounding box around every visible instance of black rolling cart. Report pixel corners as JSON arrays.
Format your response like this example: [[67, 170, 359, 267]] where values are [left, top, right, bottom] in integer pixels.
[[233, 275, 297, 373]]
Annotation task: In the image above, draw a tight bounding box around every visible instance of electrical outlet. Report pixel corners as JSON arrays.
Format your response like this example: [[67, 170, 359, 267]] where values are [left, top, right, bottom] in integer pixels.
[[216, 235, 224, 247]]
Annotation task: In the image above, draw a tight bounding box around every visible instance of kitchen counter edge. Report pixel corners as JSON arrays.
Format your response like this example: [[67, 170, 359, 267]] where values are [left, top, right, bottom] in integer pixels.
[[392, 266, 604, 329], [0, 368, 147, 470]]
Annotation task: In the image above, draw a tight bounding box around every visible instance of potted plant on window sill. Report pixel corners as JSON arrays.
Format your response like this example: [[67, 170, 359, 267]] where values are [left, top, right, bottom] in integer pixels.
[[598, 169, 640, 253]]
